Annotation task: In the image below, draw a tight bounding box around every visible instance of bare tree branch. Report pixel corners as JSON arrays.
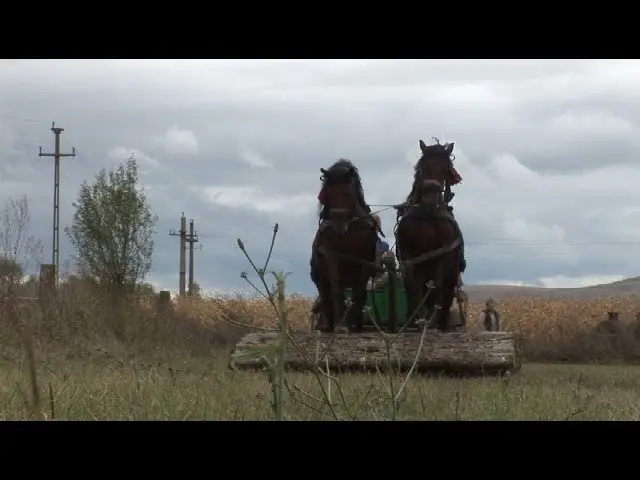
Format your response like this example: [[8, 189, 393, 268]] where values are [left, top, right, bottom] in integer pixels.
[[0, 195, 44, 282]]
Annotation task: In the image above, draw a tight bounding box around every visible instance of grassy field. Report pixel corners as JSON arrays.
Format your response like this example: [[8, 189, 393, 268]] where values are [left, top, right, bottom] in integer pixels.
[[3, 267, 640, 420], [4, 352, 640, 420]]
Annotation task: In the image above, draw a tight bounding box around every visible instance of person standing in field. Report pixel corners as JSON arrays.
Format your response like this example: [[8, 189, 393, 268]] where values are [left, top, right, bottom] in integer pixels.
[[480, 299, 500, 331]]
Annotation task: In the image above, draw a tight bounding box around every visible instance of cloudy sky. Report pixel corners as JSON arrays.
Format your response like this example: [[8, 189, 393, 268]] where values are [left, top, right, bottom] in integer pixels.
[[2, 59, 640, 295]]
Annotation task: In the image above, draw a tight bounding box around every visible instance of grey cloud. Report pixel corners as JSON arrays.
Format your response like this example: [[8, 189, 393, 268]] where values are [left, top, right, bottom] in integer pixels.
[[3, 60, 640, 295]]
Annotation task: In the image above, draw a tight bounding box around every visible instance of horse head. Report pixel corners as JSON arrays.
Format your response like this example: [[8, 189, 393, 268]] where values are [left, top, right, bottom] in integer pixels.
[[320, 159, 366, 216], [319, 159, 368, 233], [408, 139, 456, 209]]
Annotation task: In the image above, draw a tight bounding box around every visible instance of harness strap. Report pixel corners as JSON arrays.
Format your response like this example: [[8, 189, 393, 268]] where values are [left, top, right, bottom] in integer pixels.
[[316, 245, 383, 273], [401, 237, 461, 267], [396, 203, 465, 268], [321, 212, 385, 237]]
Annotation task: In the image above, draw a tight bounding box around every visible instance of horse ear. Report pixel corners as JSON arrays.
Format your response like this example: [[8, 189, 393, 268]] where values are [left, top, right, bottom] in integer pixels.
[[419, 140, 428, 154], [320, 168, 328, 175], [445, 143, 454, 155]]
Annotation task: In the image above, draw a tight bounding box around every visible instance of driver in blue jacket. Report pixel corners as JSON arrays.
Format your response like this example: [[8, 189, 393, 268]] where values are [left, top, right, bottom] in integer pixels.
[[372, 214, 390, 255]]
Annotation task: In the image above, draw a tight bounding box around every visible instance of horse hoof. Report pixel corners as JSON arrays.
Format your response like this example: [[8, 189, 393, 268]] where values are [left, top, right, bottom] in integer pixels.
[[335, 326, 349, 334], [425, 319, 438, 330]]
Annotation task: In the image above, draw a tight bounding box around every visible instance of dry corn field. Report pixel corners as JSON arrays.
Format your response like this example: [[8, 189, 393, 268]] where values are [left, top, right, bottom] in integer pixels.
[[171, 293, 640, 334], [168, 292, 640, 363]]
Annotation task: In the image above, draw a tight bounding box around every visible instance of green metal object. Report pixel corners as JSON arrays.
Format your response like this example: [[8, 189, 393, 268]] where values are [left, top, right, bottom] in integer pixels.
[[345, 282, 408, 328]]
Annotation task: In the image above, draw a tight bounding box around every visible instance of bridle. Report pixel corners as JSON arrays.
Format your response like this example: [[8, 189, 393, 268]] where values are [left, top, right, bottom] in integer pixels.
[[321, 172, 373, 234]]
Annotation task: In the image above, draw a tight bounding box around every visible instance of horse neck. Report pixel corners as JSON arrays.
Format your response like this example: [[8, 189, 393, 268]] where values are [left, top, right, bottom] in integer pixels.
[[354, 202, 369, 217], [407, 175, 424, 202], [409, 174, 448, 202]]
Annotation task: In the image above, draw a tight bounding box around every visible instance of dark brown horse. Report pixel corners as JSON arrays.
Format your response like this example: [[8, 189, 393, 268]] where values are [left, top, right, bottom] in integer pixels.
[[395, 139, 465, 331], [310, 159, 379, 333]]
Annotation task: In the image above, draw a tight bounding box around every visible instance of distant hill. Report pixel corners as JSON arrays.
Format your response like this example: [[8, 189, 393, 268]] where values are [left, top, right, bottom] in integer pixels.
[[463, 277, 640, 302]]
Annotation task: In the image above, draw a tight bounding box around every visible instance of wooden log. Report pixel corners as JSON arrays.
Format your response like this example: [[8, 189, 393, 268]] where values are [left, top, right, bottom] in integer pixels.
[[230, 330, 521, 376]]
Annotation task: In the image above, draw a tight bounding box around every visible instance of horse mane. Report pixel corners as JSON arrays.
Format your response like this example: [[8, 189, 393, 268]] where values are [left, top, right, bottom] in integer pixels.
[[404, 138, 455, 206], [320, 158, 370, 216]]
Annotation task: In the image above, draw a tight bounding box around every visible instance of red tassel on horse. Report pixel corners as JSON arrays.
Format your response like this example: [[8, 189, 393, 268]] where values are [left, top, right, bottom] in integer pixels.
[[318, 187, 327, 205], [450, 167, 462, 185]]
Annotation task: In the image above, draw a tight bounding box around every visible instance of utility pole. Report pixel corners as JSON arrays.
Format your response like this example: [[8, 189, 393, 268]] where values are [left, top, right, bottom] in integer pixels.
[[169, 213, 187, 296], [39, 122, 76, 284], [185, 218, 200, 296]]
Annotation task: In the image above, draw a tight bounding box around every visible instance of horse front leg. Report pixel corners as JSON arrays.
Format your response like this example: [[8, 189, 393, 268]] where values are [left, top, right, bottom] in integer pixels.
[[422, 283, 435, 329], [327, 261, 346, 333], [348, 267, 369, 332], [430, 271, 446, 331], [317, 278, 334, 332], [404, 269, 421, 329], [438, 259, 459, 332], [417, 269, 439, 330], [438, 288, 455, 332]]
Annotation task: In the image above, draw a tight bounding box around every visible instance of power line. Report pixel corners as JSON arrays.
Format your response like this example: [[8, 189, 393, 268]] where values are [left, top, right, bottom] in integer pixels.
[[0, 112, 48, 123], [38, 122, 76, 284], [169, 214, 202, 296], [169, 213, 187, 296], [195, 229, 640, 247], [186, 218, 201, 296]]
